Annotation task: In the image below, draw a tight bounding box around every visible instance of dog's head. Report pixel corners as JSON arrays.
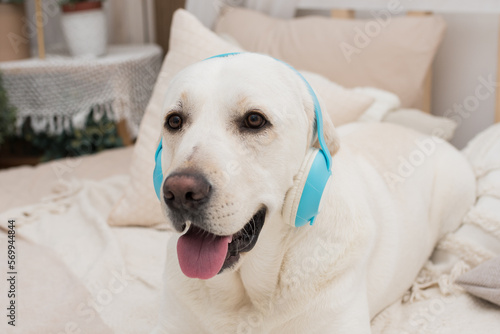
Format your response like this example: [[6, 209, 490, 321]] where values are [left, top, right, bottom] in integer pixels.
[[157, 53, 339, 279]]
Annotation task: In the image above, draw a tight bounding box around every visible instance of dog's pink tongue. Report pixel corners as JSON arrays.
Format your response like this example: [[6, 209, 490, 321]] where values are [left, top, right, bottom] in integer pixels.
[[177, 229, 231, 280]]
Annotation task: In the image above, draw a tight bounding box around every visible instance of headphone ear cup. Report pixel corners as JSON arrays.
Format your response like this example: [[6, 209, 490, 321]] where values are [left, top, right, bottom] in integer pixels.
[[282, 149, 319, 227], [153, 142, 164, 200]]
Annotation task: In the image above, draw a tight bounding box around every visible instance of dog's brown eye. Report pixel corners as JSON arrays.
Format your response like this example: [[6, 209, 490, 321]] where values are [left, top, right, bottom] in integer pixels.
[[244, 112, 266, 129], [166, 114, 183, 130]]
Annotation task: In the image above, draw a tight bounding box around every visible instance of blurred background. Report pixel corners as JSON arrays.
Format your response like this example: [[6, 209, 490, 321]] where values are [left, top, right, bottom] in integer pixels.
[[0, 0, 184, 168], [0, 0, 498, 169]]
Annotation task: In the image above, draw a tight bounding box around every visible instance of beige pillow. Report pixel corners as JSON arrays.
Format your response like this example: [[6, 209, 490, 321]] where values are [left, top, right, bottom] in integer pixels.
[[215, 7, 446, 109], [108, 9, 373, 226]]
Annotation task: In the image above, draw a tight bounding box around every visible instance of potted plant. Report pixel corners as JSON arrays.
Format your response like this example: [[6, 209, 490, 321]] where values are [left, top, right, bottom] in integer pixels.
[[0, 0, 30, 62], [59, 0, 107, 57], [0, 71, 16, 147], [0, 70, 42, 168]]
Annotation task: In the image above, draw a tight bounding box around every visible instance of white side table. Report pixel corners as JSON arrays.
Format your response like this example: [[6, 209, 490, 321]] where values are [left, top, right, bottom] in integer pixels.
[[0, 44, 163, 142]]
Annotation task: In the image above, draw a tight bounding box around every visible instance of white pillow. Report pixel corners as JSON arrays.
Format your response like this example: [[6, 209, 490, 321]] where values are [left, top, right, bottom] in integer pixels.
[[301, 71, 374, 126], [383, 109, 458, 141], [107, 9, 243, 226]]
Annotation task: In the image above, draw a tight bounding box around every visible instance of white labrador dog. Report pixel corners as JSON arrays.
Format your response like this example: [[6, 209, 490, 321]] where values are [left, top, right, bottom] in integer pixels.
[[151, 53, 475, 333]]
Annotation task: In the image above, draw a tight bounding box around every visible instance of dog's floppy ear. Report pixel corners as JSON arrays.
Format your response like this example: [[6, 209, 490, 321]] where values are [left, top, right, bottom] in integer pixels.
[[316, 107, 340, 156], [308, 96, 340, 156]]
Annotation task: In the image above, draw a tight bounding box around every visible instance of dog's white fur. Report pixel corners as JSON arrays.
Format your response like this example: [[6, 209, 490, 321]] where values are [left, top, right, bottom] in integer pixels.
[[152, 54, 476, 333]]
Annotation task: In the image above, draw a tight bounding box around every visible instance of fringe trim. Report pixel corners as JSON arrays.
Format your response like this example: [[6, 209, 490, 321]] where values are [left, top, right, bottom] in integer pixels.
[[16, 101, 116, 136], [403, 261, 469, 303]]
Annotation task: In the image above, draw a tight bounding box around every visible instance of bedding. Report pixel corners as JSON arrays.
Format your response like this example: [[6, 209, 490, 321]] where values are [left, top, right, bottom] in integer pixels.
[[370, 123, 500, 333], [0, 124, 499, 333], [0, 146, 133, 213], [0, 174, 167, 334]]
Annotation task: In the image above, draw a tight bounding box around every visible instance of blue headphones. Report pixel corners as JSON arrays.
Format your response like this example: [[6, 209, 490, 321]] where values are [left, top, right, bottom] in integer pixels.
[[153, 53, 332, 227]]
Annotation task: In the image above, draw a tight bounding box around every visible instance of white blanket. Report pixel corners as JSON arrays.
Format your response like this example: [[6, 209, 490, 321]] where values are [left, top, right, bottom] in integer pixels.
[[1, 125, 500, 333], [371, 124, 500, 333], [0, 175, 168, 334]]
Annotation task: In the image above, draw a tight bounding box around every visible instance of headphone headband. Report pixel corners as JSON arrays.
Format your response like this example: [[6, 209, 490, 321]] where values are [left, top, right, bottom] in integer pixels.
[[205, 52, 331, 171]]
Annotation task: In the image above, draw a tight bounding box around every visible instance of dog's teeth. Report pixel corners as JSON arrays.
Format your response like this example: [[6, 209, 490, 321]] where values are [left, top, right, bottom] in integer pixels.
[[182, 221, 191, 234]]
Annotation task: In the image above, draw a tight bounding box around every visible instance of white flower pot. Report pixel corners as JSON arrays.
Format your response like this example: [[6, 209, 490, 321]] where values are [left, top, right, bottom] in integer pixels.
[[61, 7, 107, 57]]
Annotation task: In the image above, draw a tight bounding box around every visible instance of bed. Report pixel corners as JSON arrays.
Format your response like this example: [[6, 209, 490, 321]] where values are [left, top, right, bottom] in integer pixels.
[[1, 2, 500, 333]]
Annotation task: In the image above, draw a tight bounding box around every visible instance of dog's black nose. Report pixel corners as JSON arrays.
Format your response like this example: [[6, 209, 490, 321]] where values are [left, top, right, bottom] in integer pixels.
[[163, 171, 212, 211]]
